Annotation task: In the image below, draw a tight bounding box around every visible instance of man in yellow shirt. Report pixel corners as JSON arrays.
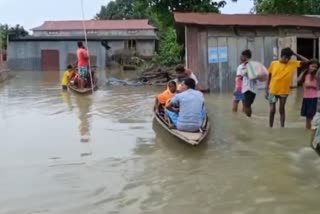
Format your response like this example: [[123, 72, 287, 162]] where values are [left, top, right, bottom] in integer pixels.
[[61, 65, 74, 90], [266, 48, 308, 128]]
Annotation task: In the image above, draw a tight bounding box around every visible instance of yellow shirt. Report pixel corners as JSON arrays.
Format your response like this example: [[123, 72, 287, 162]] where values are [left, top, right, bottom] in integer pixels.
[[269, 60, 301, 95], [61, 70, 71, 86]]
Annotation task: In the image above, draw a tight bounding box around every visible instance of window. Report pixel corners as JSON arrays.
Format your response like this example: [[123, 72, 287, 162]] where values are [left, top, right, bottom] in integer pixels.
[[125, 40, 137, 50], [87, 30, 97, 34], [47, 31, 59, 35], [127, 30, 138, 34]]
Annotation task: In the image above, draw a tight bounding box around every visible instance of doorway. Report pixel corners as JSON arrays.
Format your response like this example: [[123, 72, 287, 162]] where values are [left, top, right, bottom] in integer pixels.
[[41, 49, 60, 71], [297, 38, 319, 85]]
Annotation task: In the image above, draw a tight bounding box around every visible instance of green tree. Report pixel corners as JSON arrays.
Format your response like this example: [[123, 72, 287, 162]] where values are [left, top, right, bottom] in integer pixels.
[[136, 0, 228, 28], [95, 0, 238, 66], [95, 0, 146, 20], [253, 0, 320, 14], [0, 24, 28, 49], [154, 27, 182, 66]]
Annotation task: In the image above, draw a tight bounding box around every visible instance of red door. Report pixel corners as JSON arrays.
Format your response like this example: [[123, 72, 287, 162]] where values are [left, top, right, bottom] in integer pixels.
[[41, 49, 59, 71]]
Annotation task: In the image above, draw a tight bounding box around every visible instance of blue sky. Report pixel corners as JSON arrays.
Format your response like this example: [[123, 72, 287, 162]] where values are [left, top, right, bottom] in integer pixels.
[[0, 0, 253, 31]]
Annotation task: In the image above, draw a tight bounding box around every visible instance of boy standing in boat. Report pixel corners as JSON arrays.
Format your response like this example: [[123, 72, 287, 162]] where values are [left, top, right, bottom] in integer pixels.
[[77, 41, 89, 89], [174, 65, 187, 92], [266, 48, 309, 128]]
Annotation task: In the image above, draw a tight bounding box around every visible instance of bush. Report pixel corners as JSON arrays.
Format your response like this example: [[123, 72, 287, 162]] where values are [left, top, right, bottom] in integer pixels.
[[154, 27, 182, 66]]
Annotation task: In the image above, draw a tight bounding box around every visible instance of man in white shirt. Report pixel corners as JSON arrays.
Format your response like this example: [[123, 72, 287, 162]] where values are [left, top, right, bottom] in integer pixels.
[[185, 69, 199, 85], [236, 49, 257, 117]]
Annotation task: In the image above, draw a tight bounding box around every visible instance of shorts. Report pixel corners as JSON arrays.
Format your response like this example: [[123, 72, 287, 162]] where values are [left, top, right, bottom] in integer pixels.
[[62, 85, 68, 90], [166, 110, 178, 126], [301, 98, 317, 119], [243, 91, 256, 107], [268, 94, 288, 104], [79, 66, 89, 79], [311, 112, 320, 130], [233, 91, 243, 101]]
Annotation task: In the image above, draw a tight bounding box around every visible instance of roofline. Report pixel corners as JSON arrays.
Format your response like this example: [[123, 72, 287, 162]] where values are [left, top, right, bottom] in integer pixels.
[[9, 36, 159, 42], [31, 19, 156, 31], [179, 23, 320, 29], [32, 28, 156, 31], [174, 12, 320, 28]]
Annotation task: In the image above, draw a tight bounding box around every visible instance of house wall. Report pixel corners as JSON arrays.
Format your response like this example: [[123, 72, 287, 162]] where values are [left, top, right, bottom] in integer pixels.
[[108, 41, 125, 54], [136, 40, 155, 57], [185, 25, 320, 92], [7, 41, 106, 71]]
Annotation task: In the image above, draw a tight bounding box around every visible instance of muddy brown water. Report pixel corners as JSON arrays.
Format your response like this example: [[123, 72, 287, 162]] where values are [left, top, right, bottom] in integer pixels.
[[0, 71, 320, 214]]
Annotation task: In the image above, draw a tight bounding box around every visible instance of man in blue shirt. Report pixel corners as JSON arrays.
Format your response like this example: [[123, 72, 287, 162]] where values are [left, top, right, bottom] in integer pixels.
[[165, 78, 205, 132]]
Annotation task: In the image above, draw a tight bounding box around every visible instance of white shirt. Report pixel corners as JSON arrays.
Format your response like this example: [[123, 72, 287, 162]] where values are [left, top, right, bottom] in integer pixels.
[[190, 72, 199, 85], [236, 63, 257, 94]]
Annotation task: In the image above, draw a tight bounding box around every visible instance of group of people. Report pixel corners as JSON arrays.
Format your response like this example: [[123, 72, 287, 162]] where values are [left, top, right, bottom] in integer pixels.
[[154, 65, 205, 132], [61, 41, 95, 89], [233, 47, 320, 133], [61, 64, 96, 90], [156, 46, 320, 142]]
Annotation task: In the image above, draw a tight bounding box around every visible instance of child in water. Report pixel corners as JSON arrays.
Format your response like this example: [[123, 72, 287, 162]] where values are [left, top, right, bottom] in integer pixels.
[[232, 75, 243, 112], [61, 65, 74, 90], [154, 81, 177, 114], [298, 60, 320, 129]]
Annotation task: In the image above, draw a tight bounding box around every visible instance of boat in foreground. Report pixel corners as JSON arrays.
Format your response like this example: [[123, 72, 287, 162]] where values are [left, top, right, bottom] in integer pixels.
[[154, 110, 210, 146], [68, 84, 98, 94], [311, 131, 320, 155]]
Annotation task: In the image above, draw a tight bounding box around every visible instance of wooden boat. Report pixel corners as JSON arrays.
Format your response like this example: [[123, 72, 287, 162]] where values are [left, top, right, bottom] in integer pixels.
[[311, 131, 320, 155], [154, 109, 210, 146], [68, 84, 98, 94]]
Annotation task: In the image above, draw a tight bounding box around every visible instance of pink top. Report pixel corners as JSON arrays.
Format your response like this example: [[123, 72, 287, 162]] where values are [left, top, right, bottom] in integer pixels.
[[234, 76, 243, 92], [77, 48, 89, 67], [303, 73, 318, 98]]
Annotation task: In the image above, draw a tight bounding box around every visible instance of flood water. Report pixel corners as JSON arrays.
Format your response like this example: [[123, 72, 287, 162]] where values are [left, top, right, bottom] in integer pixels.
[[1, 71, 320, 214]]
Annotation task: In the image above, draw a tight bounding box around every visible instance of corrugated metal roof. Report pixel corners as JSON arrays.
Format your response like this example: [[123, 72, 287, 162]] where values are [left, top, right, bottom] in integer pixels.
[[32, 19, 156, 31], [10, 35, 158, 41], [174, 13, 320, 28]]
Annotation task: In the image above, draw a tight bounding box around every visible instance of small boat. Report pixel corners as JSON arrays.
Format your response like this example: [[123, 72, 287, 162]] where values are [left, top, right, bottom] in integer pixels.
[[311, 130, 320, 155], [68, 84, 98, 95], [154, 109, 210, 146]]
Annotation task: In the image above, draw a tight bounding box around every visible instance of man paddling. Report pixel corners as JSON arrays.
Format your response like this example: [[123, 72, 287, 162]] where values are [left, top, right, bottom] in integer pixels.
[[165, 78, 205, 132], [77, 41, 89, 89]]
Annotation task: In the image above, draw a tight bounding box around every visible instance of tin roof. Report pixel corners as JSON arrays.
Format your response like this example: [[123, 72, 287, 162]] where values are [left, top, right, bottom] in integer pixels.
[[9, 35, 158, 41], [174, 13, 320, 28], [32, 19, 156, 31]]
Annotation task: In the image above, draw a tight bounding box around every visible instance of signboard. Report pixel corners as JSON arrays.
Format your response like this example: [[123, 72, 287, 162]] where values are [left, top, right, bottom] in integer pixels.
[[208, 46, 228, 64], [208, 47, 218, 64]]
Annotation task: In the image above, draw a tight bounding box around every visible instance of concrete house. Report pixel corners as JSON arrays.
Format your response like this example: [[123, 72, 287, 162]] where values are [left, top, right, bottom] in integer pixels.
[[175, 13, 320, 92], [8, 19, 158, 71]]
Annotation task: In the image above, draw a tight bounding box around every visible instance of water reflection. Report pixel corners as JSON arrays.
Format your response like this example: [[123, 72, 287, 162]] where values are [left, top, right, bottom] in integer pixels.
[[61, 91, 73, 111], [75, 95, 92, 144]]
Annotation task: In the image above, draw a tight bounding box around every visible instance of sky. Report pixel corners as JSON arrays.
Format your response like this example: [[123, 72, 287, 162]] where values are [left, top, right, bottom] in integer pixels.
[[0, 0, 254, 31]]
